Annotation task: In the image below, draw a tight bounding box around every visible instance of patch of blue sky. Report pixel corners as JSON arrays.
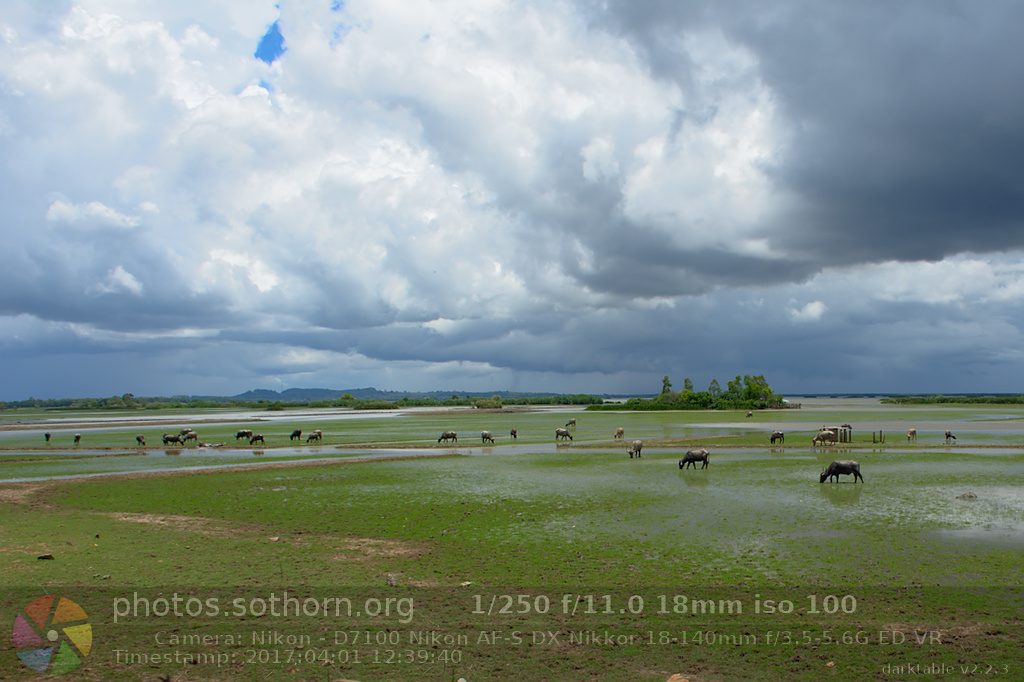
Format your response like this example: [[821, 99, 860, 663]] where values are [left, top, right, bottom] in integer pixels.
[[329, 0, 349, 46], [330, 22, 351, 47], [254, 20, 286, 64]]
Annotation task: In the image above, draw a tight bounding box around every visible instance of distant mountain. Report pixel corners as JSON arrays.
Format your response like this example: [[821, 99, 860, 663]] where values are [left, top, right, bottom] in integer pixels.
[[232, 388, 346, 402]]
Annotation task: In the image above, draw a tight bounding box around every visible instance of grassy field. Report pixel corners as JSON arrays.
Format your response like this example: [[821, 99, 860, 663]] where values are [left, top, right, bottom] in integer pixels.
[[2, 401, 1022, 680]]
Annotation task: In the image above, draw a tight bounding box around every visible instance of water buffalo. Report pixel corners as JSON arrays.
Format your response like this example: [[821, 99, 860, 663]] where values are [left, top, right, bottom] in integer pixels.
[[179, 428, 194, 437], [73, 434, 81, 444], [906, 428, 917, 442], [162, 433, 183, 446], [235, 429, 254, 441], [812, 430, 838, 446], [565, 419, 576, 428], [481, 431, 495, 444], [614, 427, 625, 440], [820, 460, 863, 483], [290, 429, 302, 442], [770, 430, 785, 444], [679, 449, 710, 469], [510, 428, 518, 439], [627, 439, 642, 458], [306, 430, 323, 443], [249, 433, 265, 445], [438, 431, 458, 444], [555, 427, 573, 441], [136, 435, 146, 446], [44, 432, 51, 443], [945, 430, 957, 444], [183, 431, 198, 443]]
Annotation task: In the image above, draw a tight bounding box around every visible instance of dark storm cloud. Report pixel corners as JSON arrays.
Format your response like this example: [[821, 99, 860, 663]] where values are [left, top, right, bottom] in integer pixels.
[[588, 0, 1024, 269]]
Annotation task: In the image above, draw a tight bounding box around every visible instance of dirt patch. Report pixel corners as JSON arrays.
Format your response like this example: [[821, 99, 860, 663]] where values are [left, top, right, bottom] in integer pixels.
[[0, 481, 61, 509], [103, 512, 259, 538], [882, 621, 987, 643], [103, 510, 428, 561], [331, 536, 426, 560]]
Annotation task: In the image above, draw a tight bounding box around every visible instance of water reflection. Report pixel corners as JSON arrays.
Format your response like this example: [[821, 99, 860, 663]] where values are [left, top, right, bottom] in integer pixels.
[[680, 472, 709, 487], [818, 483, 863, 506]]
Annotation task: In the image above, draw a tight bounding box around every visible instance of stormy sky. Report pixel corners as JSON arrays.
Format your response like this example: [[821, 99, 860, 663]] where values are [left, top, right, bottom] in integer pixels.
[[2, 0, 1024, 400]]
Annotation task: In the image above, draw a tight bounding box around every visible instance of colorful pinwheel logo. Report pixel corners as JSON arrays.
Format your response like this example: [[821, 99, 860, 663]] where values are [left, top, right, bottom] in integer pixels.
[[12, 595, 92, 674]]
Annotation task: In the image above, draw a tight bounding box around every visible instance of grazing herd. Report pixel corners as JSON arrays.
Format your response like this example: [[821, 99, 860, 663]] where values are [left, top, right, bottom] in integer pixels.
[[41, 425, 329, 450], [39, 413, 961, 485], [429, 418, 967, 485]]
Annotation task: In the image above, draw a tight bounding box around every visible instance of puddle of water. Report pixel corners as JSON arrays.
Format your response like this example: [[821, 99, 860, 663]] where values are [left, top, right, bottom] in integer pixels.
[[0, 450, 459, 484], [931, 527, 1024, 545]]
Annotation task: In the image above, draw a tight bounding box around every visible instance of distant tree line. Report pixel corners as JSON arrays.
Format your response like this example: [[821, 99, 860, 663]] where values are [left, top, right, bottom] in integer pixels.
[[589, 374, 786, 411], [0, 392, 604, 412], [882, 395, 1024, 405]]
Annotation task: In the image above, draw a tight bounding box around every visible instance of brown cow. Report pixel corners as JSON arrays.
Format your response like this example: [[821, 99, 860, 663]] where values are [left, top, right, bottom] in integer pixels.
[[812, 430, 838, 446]]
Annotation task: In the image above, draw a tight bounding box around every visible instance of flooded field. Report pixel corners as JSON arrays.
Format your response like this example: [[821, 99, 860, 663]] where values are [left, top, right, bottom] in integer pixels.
[[1, 399, 1021, 680]]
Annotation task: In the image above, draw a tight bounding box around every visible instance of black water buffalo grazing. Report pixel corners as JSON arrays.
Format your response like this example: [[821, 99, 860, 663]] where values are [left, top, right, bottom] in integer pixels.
[[945, 430, 956, 444], [906, 428, 917, 442], [820, 460, 863, 483], [306, 430, 323, 443], [44, 432, 51, 443], [555, 427, 573, 441], [179, 428, 194, 437], [74, 434, 81, 444], [679, 449, 710, 469], [136, 435, 146, 446], [235, 429, 254, 441], [250, 433, 265, 445], [510, 428, 517, 439], [770, 430, 785, 444], [438, 431, 458, 444], [565, 419, 576, 428], [162, 433, 183, 446], [481, 431, 495, 444], [183, 431, 198, 443], [290, 429, 302, 442], [614, 427, 625, 440], [812, 430, 838, 446], [627, 439, 642, 458]]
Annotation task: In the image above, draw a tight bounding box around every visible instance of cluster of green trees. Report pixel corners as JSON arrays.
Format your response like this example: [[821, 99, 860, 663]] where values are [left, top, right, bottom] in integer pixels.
[[591, 374, 785, 411]]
